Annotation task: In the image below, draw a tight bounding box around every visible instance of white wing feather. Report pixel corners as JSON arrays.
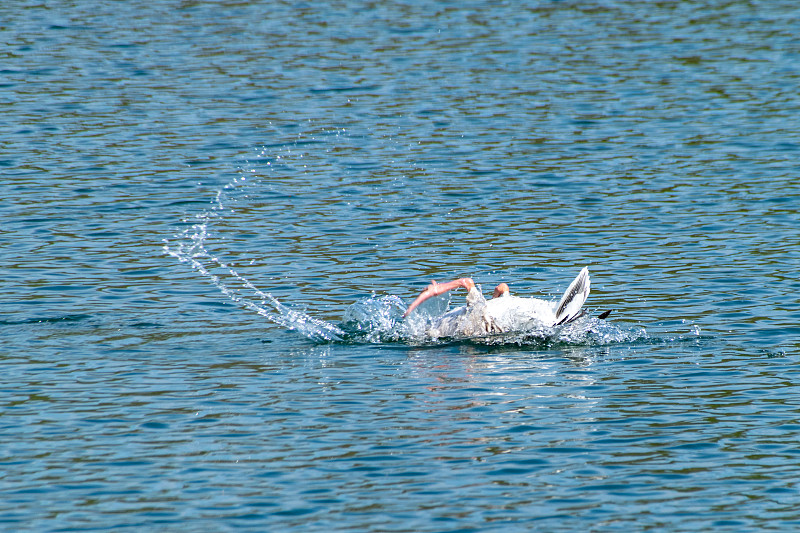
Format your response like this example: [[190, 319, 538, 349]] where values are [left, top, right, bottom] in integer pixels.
[[554, 267, 590, 325]]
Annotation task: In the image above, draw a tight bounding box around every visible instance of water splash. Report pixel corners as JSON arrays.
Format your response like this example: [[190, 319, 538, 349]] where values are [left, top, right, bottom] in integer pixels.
[[163, 140, 650, 347], [336, 293, 648, 347], [340, 294, 407, 343], [163, 172, 346, 342]]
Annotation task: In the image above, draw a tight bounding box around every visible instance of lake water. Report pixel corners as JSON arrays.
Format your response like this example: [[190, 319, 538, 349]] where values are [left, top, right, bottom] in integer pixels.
[[2, 0, 799, 530]]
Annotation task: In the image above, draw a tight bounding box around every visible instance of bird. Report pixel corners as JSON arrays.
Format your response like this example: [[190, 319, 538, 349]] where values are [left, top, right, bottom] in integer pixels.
[[403, 267, 592, 338]]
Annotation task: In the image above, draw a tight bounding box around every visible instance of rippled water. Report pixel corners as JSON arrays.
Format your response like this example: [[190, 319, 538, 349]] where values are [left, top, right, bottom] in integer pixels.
[[3, 0, 800, 530]]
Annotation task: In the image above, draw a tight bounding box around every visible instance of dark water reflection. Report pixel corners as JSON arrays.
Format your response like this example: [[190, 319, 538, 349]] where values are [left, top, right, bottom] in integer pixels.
[[2, 0, 800, 530]]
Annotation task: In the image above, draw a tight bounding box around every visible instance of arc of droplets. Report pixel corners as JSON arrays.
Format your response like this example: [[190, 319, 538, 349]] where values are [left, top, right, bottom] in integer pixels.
[[163, 163, 345, 342]]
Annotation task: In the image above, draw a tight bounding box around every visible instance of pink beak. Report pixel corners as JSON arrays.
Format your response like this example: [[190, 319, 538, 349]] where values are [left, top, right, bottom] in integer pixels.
[[403, 277, 476, 318]]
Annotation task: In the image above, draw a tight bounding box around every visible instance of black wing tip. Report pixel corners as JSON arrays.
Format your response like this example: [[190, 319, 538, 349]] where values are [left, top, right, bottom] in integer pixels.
[[597, 309, 612, 320], [556, 309, 587, 326]]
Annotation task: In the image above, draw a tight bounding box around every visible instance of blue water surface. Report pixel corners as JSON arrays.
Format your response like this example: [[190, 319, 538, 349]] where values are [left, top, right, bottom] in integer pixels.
[[2, 0, 799, 531]]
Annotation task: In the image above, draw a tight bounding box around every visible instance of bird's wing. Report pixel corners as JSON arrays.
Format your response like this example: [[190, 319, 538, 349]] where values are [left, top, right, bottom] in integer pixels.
[[554, 267, 590, 325]]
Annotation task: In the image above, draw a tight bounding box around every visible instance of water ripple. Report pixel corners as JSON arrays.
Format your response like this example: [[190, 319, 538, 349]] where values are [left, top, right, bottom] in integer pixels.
[[3, 0, 800, 530]]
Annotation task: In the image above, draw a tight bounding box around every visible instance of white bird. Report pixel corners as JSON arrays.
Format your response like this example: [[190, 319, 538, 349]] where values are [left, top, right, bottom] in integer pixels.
[[403, 267, 592, 338]]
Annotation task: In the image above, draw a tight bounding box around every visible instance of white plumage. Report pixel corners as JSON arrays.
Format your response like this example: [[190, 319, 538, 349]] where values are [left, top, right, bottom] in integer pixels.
[[407, 267, 591, 338]]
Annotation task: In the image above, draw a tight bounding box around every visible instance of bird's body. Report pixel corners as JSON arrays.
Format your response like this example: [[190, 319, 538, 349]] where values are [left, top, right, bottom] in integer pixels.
[[406, 267, 591, 338]]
